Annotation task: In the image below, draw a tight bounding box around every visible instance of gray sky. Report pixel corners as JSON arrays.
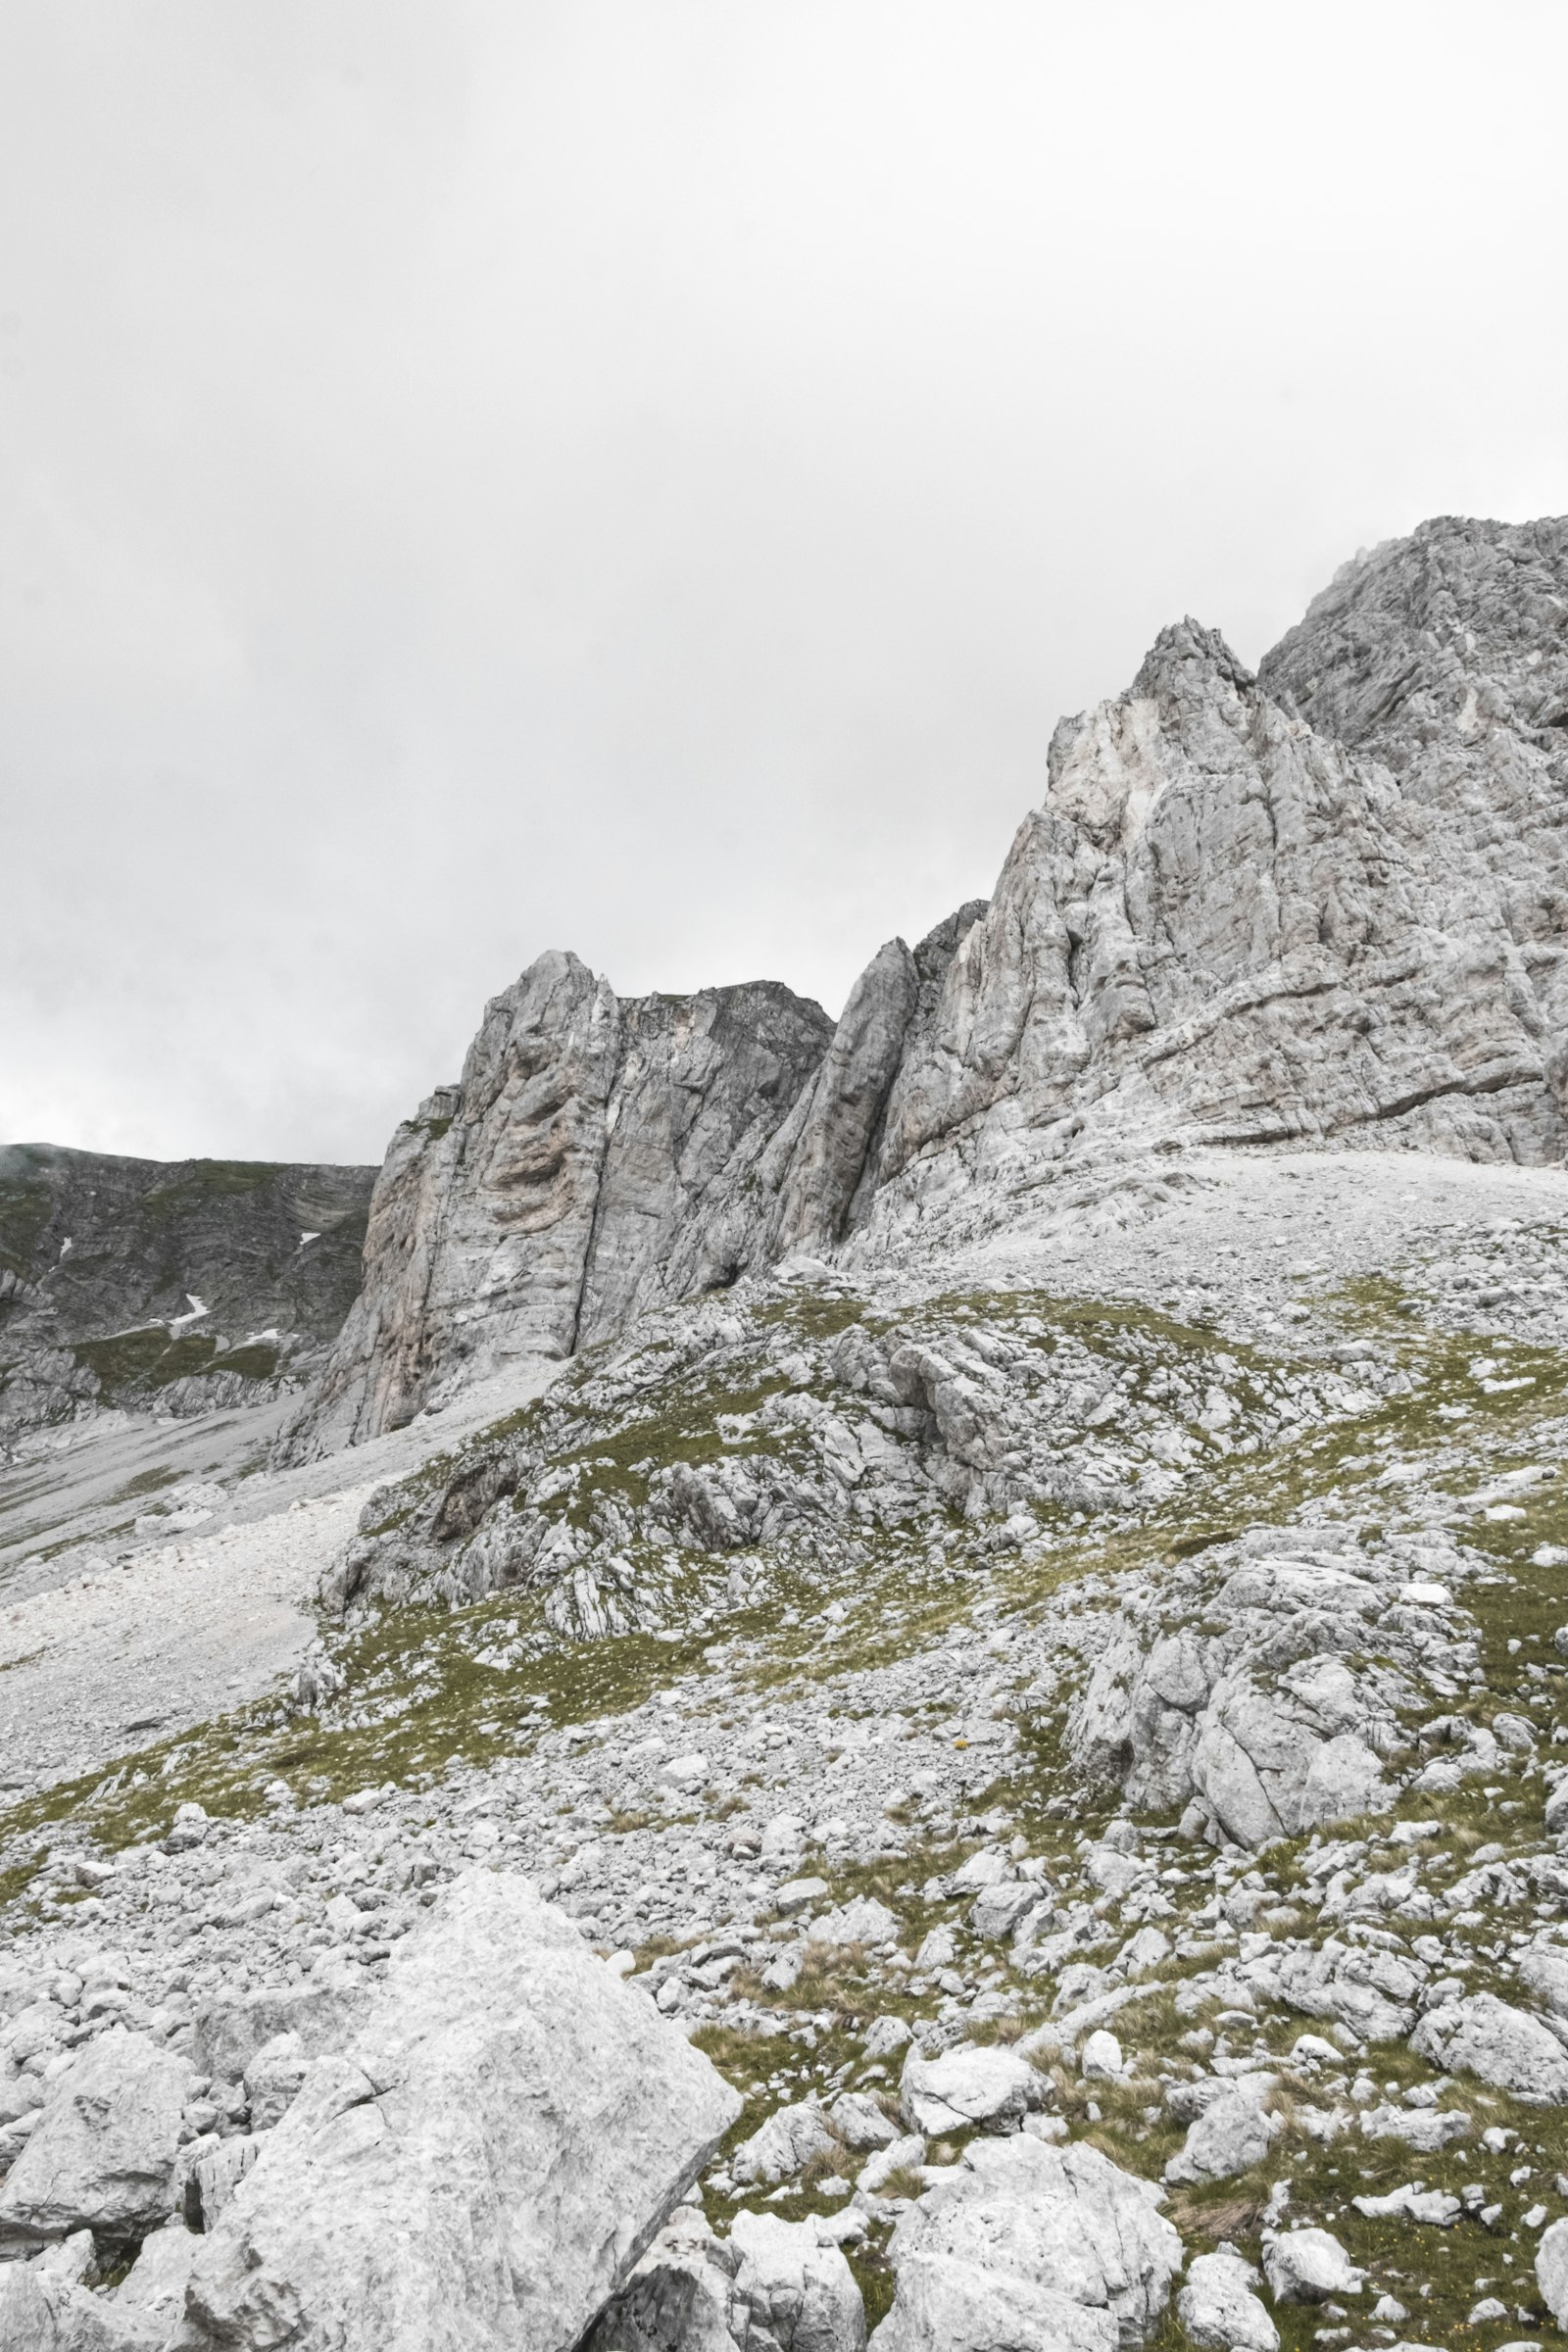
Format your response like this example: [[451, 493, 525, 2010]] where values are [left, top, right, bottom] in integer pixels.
[[4, 1, 1566, 1167]]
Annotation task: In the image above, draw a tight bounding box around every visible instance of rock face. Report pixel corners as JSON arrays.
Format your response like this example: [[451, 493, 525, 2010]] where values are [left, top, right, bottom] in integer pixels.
[[284, 514, 1568, 1457], [175, 1870, 741, 2352], [0, 1143, 374, 1439], [281, 967, 838, 1456]]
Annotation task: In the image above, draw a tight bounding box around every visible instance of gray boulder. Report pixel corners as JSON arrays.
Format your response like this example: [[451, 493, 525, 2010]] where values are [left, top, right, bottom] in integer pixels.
[[870, 2135, 1180, 2351], [1409, 1991, 1568, 2103], [1517, 1945, 1568, 2018], [115, 2222, 202, 2330], [899, 2044, 1048, 2137], [0, 2027, 191, 2248], [730, 2101, 837, 2187], [1260, 2229, 1362, 2304], [1242, 1936, 1424, 2043], [174, 1870, 740, 2352], [1164, 2084, 1280, 2185], [1176, 2249, 1278, 2352]]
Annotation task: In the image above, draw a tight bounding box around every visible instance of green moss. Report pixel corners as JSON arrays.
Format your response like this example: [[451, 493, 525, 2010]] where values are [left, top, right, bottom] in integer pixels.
[[206, 1343, 280, 1383], [136, 1161, 279, 1225]]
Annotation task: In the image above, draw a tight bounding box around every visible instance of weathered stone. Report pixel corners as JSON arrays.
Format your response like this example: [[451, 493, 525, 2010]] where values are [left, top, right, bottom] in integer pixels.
[[585, 2205, 865, 2352], [1538, 2215, 1568, 2328], [1260, 2228, 1363, 2304], [0, 2027, 191, 2248], [1176, 2249, 1278, 2352], [1409, 1991, 1568, 2104], [871, 2135, 1180, 2351], [191, 1981, 365, 2086], [730, 2101, 837, 2188], [1164, 2085, 1280, 2185], [175, 1871, 740, 2351], [899, 2043, 1048, 2136]]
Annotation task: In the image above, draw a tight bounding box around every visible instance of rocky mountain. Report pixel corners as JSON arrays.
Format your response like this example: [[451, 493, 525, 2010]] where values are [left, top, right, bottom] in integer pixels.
[[4, 514, 1568, 2352], [0, 1145, 375, 1441], [282, 513, 1568, 1463]]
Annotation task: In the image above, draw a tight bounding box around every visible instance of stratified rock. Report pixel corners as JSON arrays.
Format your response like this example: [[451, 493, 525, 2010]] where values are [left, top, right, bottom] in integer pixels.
[[870, 2135, 1180, 2351], [280, 516, 1568, 1454], [174, 1870, 740, 2352], [0, 2026, 191, 2249], [1409, 1991, 1568, 2102], [0, 1143, 373, 1440]]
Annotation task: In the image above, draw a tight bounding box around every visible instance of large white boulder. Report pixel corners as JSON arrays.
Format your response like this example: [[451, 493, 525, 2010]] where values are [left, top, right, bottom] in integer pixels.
[[1409, 1991, 1568, 2103], [870, 2135, 1180, 2351], [899, 2043, 1048, 2136], [0, 2027, 191, 2249], [1176, 2249, 1278, 2352], [174, 1870, 741, 2352]]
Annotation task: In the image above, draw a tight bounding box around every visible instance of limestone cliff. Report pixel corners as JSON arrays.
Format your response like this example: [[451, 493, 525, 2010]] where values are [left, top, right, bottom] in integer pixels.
[[286, 966, 838, 1454], [285, 513, 1568, 1456]]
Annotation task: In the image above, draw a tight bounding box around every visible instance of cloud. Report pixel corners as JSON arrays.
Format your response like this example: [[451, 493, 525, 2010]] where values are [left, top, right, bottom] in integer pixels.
[[3, 0, 1565, 1161]]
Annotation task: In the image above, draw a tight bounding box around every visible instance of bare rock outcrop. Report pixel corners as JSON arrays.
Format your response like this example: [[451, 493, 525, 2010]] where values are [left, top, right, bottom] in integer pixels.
[[280, 963, 835, 1456], [285, 514, 1568, 1455]]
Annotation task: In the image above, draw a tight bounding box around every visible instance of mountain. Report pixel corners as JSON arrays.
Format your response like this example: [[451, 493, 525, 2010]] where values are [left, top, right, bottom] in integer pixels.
[[0, 1145, 376, 1439], [4, 515, 1568, 2352], [282, 512, 1568, 1460]]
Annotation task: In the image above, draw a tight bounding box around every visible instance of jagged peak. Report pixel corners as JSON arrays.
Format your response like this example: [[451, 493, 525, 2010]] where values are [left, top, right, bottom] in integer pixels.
[[1129, 616, 1254, 704]]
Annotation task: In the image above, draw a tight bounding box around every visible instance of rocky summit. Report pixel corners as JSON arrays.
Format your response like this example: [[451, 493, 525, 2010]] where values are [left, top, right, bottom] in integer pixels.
[[2, 512, 1568, 2352]]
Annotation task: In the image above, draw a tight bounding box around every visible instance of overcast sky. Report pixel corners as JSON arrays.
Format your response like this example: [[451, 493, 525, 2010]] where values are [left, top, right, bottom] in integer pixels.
[[3, 1, 1566, 1168]]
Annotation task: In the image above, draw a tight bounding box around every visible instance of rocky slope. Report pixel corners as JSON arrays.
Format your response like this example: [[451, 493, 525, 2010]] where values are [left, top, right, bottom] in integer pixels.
[[283, 513, 1568, 1462], [4, 515, 1568, 2352], [0, 1145, 375, 1443]]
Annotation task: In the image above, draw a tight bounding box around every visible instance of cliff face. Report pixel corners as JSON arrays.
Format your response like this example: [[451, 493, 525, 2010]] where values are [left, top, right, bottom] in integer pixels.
[[284, 513, 1568, 1457], [0, 1146, 375, 1438], [288, 966, 840, 1453]]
